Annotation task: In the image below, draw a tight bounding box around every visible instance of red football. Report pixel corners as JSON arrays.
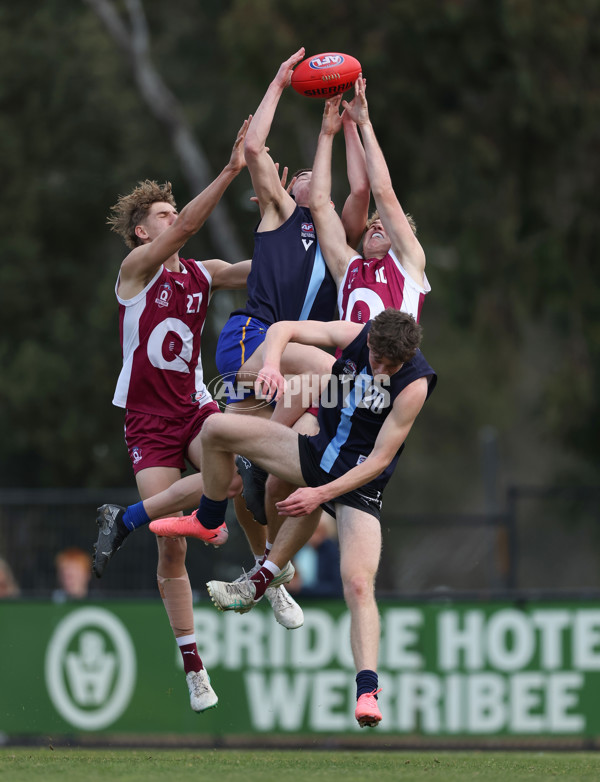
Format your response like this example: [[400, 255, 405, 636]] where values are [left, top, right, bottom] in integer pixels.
[[291, 52, 362, 99]]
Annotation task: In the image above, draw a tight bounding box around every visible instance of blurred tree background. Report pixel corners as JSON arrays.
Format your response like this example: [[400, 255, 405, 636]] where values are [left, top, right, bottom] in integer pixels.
[[1, 0, 598, 513]]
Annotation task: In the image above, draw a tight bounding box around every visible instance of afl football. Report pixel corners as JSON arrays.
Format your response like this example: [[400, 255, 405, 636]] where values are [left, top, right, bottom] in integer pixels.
[[291, 52, 361, 99]]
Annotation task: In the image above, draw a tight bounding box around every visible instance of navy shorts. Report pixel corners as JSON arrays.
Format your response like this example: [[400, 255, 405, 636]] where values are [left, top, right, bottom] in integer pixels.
[[297, 434, 383, 521], [216, 315, 269, 403]]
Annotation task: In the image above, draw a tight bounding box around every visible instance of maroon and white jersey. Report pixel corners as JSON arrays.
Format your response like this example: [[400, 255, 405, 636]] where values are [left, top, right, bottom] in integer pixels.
[[338, 249, 430, 324], [113, 258, 214, 416]]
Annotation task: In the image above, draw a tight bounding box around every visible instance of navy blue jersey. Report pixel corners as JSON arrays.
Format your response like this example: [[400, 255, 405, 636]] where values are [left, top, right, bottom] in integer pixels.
[[309, 323, 437, 494], [233, 205, 337, 326]]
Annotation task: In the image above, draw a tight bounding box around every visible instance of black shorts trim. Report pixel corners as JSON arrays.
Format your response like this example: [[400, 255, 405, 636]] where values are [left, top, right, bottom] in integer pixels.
[[297, 435, 382, 521]]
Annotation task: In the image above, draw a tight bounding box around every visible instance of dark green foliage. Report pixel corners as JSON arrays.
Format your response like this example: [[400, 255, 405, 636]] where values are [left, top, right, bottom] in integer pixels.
[[1, 1, 598, 501]]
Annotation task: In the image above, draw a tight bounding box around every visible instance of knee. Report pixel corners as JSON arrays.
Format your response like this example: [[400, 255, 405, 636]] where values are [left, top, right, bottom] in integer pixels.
[[203, 413, 243, 451], [342, 570, 376, 606], [265, 474, 293, 504], [201, 413, 223, 446], [157, 536, 187, 568], [203, 414, 242, 453]]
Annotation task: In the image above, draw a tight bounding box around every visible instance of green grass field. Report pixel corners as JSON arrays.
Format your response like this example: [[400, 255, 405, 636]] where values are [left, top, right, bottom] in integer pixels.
[[1, 749, 600, 782]]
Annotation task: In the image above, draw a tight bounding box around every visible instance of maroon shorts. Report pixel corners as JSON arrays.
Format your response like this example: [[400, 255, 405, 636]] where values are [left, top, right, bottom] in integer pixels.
[[124, 402, 220, 475]]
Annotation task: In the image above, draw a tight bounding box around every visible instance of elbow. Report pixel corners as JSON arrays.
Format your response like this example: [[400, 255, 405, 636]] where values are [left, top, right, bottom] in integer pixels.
[[351, 181, 370, 200], [309, 192, 328, 212], [368, 454, 391, 481], [371, 183, 395, 203], [174, 214, 198, 241], [244, 136, 263, 161]]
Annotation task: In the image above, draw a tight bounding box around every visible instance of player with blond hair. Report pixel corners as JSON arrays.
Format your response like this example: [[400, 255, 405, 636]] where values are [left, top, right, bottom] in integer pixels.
[[93, 118, 257, 714]]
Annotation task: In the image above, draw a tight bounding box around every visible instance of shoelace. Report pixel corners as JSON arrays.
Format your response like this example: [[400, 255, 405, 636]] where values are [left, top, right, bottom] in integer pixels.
[[266, 586, 292, 610], [225, 578, 254, 596], [364, 688, 382, 699], [233, 559, 264, 583], [233, 567, 250, 584], [188, 672, 210, 694]]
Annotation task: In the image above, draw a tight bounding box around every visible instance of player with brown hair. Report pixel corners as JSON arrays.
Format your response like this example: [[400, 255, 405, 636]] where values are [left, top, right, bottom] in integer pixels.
[[194, 308, 437, 729]]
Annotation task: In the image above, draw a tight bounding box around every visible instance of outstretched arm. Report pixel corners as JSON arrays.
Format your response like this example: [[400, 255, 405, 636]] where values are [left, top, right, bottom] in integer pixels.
[[203, 259, 252, 290], [309, 96, 358, 285], [244, 48, 305, 227], [344, 76, 426, 286], [249, 162, 294, 216], [119, 117, 250, 295], [340, 108, 370, 251]]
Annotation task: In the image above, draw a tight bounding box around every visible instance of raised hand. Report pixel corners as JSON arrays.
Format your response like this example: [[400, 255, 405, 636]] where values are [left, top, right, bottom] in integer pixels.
[[229, 115, 252, 171], [321, 95, 344, 136], [275, 47, 306, 90], [342, 75, 369, 125]]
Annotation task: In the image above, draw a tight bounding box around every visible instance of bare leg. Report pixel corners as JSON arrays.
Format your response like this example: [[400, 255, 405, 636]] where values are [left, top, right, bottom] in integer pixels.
[[137, 464, 221, 711], [267, 509, 321, 570], [136, 424, 244, 521], [223, 397, 274, 419], [200, 415, 307, 631], [224, 344, 331, 526], [136, 468, 191, 630], [199, 415, 305, 500], [142, 471, 204, 521], [269, 369, 329, 428], [264, 474, 291, 544], [336, 505, 382, 672], [264, 410, 320, 544], [268, 373, 320, 428], [236, 341, 334, 389], [233, 494, 267, 557]]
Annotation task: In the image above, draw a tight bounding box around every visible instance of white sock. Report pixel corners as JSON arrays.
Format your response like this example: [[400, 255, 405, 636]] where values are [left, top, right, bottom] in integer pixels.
[[263, 559, 281, 578]]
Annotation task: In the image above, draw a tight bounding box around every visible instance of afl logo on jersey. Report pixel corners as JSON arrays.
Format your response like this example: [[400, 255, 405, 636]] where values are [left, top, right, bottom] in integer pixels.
[[341, 359, 358, 378], [301, 222, 315, 238], [156, 283, 173, 308]]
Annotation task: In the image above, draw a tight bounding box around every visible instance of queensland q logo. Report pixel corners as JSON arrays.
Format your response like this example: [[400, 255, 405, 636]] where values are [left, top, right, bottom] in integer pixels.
[[310, 54, 344, 69], [44, 607, 136, 730]]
